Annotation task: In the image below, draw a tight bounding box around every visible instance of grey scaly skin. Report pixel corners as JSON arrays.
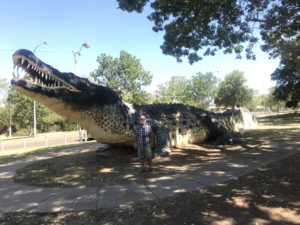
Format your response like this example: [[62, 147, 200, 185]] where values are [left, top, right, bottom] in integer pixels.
[[11, 49, 249, 154]]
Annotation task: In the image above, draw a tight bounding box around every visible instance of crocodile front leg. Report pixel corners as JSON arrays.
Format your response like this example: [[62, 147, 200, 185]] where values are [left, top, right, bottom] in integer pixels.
[[151, 123, 172, 156]]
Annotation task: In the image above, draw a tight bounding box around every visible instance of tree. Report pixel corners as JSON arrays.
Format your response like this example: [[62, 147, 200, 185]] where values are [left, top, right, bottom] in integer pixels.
[[0, 78, 9, 105], [188, 72, 219, 109], [90, 51, 153, 104], [154, 76, 191, 104], [215, 70, 254, 109], [7, 90, 32, 131], [0, 108, 9, 130], [243, 89, 260, 111], [7, 89, 64, 133], [117, 0, 299, 63], [271, 39, 300, 108], [0, 78, 8, 90], [262, 87, 286, 112]]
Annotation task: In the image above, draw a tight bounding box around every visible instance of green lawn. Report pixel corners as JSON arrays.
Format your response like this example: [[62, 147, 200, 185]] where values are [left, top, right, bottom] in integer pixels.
[[257, 113, 300, 126]]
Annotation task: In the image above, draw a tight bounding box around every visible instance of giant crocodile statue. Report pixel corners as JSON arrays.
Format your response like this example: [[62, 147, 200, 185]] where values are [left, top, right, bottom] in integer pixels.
[[11, 49, 256, 154]]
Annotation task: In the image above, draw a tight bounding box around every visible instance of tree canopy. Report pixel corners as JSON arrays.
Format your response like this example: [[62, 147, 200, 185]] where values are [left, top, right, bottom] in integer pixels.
[[215, 70, 255, 109], [0, 78, 9, 105], [154, 76, 191, 104], [6, 89, 67, 133], [154, 73, 220, 110], [117, 0, 299, 63], [189, 72, 219, 109], [271, 39, 300, 108], [90, 50, 152, 104]]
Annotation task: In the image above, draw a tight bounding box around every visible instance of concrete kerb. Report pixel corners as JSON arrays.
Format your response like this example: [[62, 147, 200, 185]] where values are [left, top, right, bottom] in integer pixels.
[[0, 144, 298, 213]]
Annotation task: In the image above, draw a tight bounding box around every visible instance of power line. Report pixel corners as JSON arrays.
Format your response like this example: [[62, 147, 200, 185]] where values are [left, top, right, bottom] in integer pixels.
[[0, 49, 73, 53], [0, 49, 15, 52]]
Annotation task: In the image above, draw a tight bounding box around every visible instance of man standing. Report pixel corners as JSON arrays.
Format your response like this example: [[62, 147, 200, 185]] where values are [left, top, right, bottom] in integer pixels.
[[135, 115, 153, 172]]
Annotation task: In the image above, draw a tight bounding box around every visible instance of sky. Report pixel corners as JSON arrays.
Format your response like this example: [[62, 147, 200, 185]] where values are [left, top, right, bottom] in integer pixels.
[[0, 0, 279, 99]]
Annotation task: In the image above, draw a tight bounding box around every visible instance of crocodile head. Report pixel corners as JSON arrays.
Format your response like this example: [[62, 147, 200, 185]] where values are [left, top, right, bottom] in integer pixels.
[[11, 49, 122, 108], [11, 49, 134, 144]]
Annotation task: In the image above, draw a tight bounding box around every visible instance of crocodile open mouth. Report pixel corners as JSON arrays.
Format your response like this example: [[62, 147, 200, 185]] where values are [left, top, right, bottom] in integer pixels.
[[12, 54, 80, 92]]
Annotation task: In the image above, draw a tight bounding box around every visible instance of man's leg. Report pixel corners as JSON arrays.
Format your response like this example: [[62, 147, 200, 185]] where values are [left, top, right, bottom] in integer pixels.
[[145, 144, 153, 170], [147, 158, 153, 170], [138, 145, 146, 172], [140, 158, 146, 170]]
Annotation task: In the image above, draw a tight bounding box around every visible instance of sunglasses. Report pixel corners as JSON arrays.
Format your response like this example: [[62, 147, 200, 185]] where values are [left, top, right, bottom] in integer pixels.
[[140, 118, 146, 121]]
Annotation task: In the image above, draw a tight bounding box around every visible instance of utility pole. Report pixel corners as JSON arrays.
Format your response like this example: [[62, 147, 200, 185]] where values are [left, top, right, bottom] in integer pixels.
[[32, 41, 48, 137], [72, 42, 90, 141]]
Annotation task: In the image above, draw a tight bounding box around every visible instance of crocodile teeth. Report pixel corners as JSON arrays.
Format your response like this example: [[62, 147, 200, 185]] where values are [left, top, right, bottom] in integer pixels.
[[16, 67, 20, 77]]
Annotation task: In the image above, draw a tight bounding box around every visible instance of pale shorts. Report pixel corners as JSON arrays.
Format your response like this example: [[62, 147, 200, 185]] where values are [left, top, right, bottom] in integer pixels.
[[137, 144, 152, 159]]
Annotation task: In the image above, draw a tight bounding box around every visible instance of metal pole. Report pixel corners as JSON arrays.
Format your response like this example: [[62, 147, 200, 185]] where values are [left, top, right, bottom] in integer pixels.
[[73, 43, 90, 141], [8, 107, 12, 138], [33, 41, 48, 138], [33, 100, 37, 137], [45, 135, 48, 147]]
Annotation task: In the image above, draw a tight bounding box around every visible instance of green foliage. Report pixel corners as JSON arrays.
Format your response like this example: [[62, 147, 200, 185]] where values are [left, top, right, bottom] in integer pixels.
[[0, 78, 9, 105], [260, 87, 280, 110], [154, 76, 192, 104], [36, 106, 66, 132], [0, 78, 9, 92], [7, 89, 66, 133], [271, 39, 300, 108], [7, 89, 32, 131], [0, 108, 9, 128], [215, 70, 255, 109], [188, 72, 219, 109], [117, 0, 299, 63], [90, 50, 153, 104], [243, 89, 260, 111]]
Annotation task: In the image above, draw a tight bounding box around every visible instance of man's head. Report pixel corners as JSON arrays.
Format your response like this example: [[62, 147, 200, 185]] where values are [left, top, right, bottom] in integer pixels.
[[140, 115, 147, 125]]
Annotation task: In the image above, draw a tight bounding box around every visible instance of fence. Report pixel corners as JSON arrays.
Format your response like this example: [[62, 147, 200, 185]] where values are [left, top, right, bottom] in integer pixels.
[[0, 130, 88, 151]]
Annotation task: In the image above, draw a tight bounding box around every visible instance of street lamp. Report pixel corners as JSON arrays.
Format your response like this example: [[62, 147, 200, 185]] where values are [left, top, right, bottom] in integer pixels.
[[34, 41, 48, 53], [73, 42, 90, 74], [72, 42, 90, 142], [33, 41, 48, 138]]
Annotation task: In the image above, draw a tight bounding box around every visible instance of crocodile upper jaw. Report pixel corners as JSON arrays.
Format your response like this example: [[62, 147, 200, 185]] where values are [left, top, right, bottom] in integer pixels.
[[12, 49, 80, 93]]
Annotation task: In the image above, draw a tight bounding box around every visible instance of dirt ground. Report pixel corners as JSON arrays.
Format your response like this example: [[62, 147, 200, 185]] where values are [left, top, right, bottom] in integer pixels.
[[1, 148, 300, 224], [1, 115, 300, 225]]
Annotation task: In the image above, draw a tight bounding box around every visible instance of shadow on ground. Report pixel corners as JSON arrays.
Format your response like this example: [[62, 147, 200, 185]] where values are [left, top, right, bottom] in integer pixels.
[[13, 126, 299, 191], [2, 136, 300, 224], [2, 114, 300, 224]]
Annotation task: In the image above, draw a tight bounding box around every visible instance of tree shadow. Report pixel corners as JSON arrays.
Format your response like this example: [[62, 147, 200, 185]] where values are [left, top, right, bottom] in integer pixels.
[[13, 127, 299, 190], [2, 151, 300, 225], [13, 144, 230, 188], [2, 126, 300, 224]]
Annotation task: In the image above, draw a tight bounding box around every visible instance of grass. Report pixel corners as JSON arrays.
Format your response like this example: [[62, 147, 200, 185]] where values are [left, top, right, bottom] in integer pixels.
[[257, 112, 300, 127]]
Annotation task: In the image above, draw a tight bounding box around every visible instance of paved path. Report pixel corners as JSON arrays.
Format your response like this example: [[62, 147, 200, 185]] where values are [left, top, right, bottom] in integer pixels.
[[0, 142, 298, 213]]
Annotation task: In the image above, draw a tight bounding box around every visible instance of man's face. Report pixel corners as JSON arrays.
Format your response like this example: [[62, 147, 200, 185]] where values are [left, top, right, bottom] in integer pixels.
[[140, 116, 147, 125]]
